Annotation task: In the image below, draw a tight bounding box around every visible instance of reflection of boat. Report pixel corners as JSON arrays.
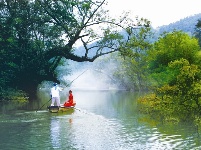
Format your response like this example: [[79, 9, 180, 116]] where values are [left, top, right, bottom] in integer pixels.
[[47, 106, 75, 113]]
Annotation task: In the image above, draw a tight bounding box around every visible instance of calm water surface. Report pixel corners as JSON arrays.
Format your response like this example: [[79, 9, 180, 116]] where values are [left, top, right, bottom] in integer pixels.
[[0, 90, 201, 150]]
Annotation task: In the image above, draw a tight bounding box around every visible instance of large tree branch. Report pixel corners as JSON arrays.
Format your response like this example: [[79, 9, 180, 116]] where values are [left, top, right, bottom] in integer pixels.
[[45, 46, 119, 62]]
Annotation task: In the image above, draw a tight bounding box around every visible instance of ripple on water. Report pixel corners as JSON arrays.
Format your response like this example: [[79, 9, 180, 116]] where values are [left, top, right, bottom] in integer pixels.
[[1, 107, 201, 149], [68, 112, 127, 149], [68, 111, 149, 149], [68, 111, 201, 150]]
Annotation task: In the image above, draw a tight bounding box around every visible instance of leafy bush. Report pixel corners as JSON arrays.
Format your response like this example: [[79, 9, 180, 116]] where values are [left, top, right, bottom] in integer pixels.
[[0, 88, 28, 104]]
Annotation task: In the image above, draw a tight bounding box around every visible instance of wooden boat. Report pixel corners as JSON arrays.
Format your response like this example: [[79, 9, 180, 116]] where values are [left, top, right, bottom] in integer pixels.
[[47, 105, 75, 113]]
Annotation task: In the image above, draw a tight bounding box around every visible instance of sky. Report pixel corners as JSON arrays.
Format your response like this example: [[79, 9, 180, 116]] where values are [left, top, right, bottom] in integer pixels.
[[106, 0, 201, 28]]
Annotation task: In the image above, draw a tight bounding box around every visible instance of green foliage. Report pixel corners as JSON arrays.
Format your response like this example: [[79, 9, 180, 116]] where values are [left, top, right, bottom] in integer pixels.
[[148, 31, 200, 86], [138, 30, 201, 127], [0, 88, 28, 104], [1, 0, 150, 101], [119, 25, 152, 58], [110, 26, 153, 91], [112, 55, 150, 91], [195, 19, 201, 47]]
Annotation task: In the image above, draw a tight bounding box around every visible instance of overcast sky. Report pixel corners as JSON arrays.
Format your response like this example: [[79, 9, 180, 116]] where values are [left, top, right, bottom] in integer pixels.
[[106, 0, 201, 28]]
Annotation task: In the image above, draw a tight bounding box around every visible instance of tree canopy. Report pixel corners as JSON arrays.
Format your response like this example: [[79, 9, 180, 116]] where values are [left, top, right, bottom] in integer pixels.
[[0, 0, 150, 99], [148, 30, 200, 86], [138, 30, 201, 125]]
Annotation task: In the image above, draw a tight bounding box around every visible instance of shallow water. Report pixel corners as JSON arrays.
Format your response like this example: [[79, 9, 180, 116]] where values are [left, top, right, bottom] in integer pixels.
[[0, 90, 201, 150]]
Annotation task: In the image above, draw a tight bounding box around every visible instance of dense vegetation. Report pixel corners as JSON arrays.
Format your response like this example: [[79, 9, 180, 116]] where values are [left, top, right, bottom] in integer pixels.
[[92, 17, 201, 128], [0, 0, 150, 102], [2, 0, 201, 130], [137, 31, 201, 123], [89, 14, 201, 91]]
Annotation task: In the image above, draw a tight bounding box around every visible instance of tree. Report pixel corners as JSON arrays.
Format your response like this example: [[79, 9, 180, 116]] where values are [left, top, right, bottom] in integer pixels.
[[147, 30, 200, 86], [195, 19, 201, 47], [112, 26, 153, 91], [90, 25, 153, 91], [138, 30, 201, 124], [0, 0, 150, 100]]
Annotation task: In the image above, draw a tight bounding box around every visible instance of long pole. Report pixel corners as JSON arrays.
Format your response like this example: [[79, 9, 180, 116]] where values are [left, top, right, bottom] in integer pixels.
[[36, 98, 51, 112], [36, 69, 88, 112], [63, 69, 88, 87]]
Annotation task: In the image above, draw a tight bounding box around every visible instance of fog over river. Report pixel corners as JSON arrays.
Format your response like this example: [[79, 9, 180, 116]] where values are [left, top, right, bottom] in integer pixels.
[[0, 89, 201, 149], [0, 69, 201, 149]]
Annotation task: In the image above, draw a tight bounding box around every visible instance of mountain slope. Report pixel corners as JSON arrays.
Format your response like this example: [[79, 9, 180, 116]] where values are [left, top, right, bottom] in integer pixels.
[[156, 13, 201, 35]]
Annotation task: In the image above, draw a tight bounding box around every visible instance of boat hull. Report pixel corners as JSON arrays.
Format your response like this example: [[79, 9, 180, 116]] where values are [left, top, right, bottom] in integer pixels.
[[47, 106, 75, 113]]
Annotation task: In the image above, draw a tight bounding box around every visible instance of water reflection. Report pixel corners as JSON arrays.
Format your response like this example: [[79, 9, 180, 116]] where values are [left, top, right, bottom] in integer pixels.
[[0, 90, 201, 149], [69, 112, 123, 149], [50, 117, 61, 148]]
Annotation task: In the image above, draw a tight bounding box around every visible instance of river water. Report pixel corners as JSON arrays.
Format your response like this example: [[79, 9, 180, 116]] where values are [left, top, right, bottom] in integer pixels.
[[0, 90, 201, 150]]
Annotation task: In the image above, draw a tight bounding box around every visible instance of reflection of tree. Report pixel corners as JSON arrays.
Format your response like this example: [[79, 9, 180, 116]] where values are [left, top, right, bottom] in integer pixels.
[[69, 118, 73, 124], [50, 118, 61, 148]]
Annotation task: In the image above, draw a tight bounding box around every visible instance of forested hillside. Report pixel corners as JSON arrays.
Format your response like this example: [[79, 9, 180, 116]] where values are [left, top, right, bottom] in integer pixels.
[[156, 13, 201, 35], [67, 13, 201, 90]]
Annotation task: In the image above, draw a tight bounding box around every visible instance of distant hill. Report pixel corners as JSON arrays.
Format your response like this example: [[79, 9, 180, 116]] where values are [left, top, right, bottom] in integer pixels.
[[156, 13, 201, 35], [71, 13, 201, 66], [65, 13, 201, 81]]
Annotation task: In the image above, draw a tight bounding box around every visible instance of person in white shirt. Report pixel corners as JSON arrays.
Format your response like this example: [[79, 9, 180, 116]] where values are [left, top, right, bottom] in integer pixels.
[[50, 83, 63, 106]]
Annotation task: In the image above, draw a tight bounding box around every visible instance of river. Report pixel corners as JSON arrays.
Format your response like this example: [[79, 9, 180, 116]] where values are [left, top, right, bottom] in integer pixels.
[[0, 90, 201, 150]]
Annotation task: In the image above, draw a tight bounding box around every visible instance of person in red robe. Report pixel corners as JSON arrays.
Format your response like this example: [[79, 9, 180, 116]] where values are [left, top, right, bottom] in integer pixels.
[[64, 90, 76, 107]]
